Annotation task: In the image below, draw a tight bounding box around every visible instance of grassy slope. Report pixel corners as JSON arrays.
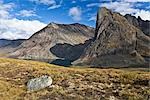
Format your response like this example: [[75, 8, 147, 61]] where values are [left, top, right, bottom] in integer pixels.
[[0, 57, 149, 100]]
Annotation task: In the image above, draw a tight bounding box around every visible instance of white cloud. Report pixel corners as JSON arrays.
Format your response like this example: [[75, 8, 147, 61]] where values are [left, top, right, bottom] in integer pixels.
[[48, 4, 61, 9], [48, 0, 62, 10], [135, 10, 150, 20], [86, 3, 100, 7], [29, 0, 62, 10], [0, 18, 46, 39], [72, 1, 76, 3], [100, 1, 150, 20], [29, 0, 56, 5], [88, 16, 96, 21], [0, 2, 15, 19], [0, 1, 46, 40], [146, 5, 150, 9], [101, 2, 138, 15], [69, 7, 82, 21], [17, 10, 37, 17]]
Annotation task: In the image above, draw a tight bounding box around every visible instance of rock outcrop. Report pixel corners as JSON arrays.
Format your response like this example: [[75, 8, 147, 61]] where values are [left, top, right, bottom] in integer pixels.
[[75, 7, 150, 67]]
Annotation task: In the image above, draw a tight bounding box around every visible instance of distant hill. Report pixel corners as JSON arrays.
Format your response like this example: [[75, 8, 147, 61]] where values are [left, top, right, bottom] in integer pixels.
[[0, 39, 25, 55]]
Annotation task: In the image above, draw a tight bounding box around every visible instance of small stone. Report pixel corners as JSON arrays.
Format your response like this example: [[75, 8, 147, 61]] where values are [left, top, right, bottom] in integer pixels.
[[121, 84, 125, 88], [27, 75, 52, 91], [98, 85, 103, 89], [68, 82, 75, 89], [109, 96, 117, 100]]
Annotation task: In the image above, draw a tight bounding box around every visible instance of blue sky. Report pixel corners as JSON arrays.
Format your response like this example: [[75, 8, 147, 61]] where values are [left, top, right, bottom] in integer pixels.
[[0, 0, 150, 39]]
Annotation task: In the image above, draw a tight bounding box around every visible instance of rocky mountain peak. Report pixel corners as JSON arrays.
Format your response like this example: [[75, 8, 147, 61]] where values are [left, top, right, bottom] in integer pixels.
[[9, 22, 95, 62], [125, 14, 150, 36], [95, 7, 113, 40], [98, 7, 111, 16], [75, 7, 150, 67], [48, 22, 59, 29], [71, 23, 82, 26], [137, 16, 142, 20]]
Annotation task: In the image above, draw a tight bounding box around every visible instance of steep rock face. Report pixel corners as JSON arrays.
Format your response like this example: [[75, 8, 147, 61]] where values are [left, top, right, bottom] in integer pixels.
[[75, 7, 150, 67], [125, 14, 150, 36], [10, 23, 94, 61]]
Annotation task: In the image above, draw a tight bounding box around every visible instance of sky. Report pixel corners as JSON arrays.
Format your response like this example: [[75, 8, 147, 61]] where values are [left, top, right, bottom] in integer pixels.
[[0, 0, 150, 40]]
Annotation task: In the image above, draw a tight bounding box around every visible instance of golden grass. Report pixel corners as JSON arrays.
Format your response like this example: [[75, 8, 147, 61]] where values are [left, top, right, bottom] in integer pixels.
[[0, 57, 149, 100]]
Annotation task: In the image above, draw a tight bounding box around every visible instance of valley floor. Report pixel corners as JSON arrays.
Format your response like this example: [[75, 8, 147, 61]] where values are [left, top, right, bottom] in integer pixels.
[[0, 57, 149, 100]]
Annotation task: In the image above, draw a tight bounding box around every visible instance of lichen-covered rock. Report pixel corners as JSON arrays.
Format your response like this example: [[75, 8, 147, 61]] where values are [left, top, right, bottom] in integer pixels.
[[27, 75, 52, 91]]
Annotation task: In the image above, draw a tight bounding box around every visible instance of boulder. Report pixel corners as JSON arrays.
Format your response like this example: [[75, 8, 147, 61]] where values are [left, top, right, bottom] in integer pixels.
[[27, 75, 52, 91]]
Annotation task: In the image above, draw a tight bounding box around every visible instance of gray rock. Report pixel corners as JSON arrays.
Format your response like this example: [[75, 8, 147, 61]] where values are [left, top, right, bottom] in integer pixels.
[[27, 75, 52, 91], [109, 96, 117, 100]]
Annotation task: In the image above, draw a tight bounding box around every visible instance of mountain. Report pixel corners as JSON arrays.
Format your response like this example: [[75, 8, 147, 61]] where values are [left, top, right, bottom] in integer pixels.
[[74, 7, 150, 67], [125, 14, 150, 36], [9, 23, 94, 65], [0, 39, 25, 55], [1, 8, 149, 67]]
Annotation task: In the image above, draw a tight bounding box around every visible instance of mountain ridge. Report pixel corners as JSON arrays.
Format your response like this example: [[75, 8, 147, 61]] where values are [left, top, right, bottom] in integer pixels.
[[0, 7, 149, 67], [9, 22, 95, 64], [74, 7, 150, 67], [125, 14, 150, 36]]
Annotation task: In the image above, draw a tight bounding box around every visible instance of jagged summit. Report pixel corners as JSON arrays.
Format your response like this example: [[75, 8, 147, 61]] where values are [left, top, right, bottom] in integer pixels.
[[48, 22, 59, 28], [47, 22, 91, 27], [1, 7, 149, 67], [125, 14, 150, 36], [75, 7, 150, 67]]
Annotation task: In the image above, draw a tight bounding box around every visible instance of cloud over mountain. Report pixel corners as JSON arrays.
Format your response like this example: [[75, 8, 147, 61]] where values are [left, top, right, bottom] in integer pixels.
[[0, 18, 46, 39], [0, 1, 46, 40], [100, 1, 150, 20], [17, 10, 37, 17]]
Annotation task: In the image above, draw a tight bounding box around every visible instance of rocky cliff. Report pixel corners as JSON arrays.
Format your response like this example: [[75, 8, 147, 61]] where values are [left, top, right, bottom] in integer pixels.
[[75, 7, 150, 67]]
